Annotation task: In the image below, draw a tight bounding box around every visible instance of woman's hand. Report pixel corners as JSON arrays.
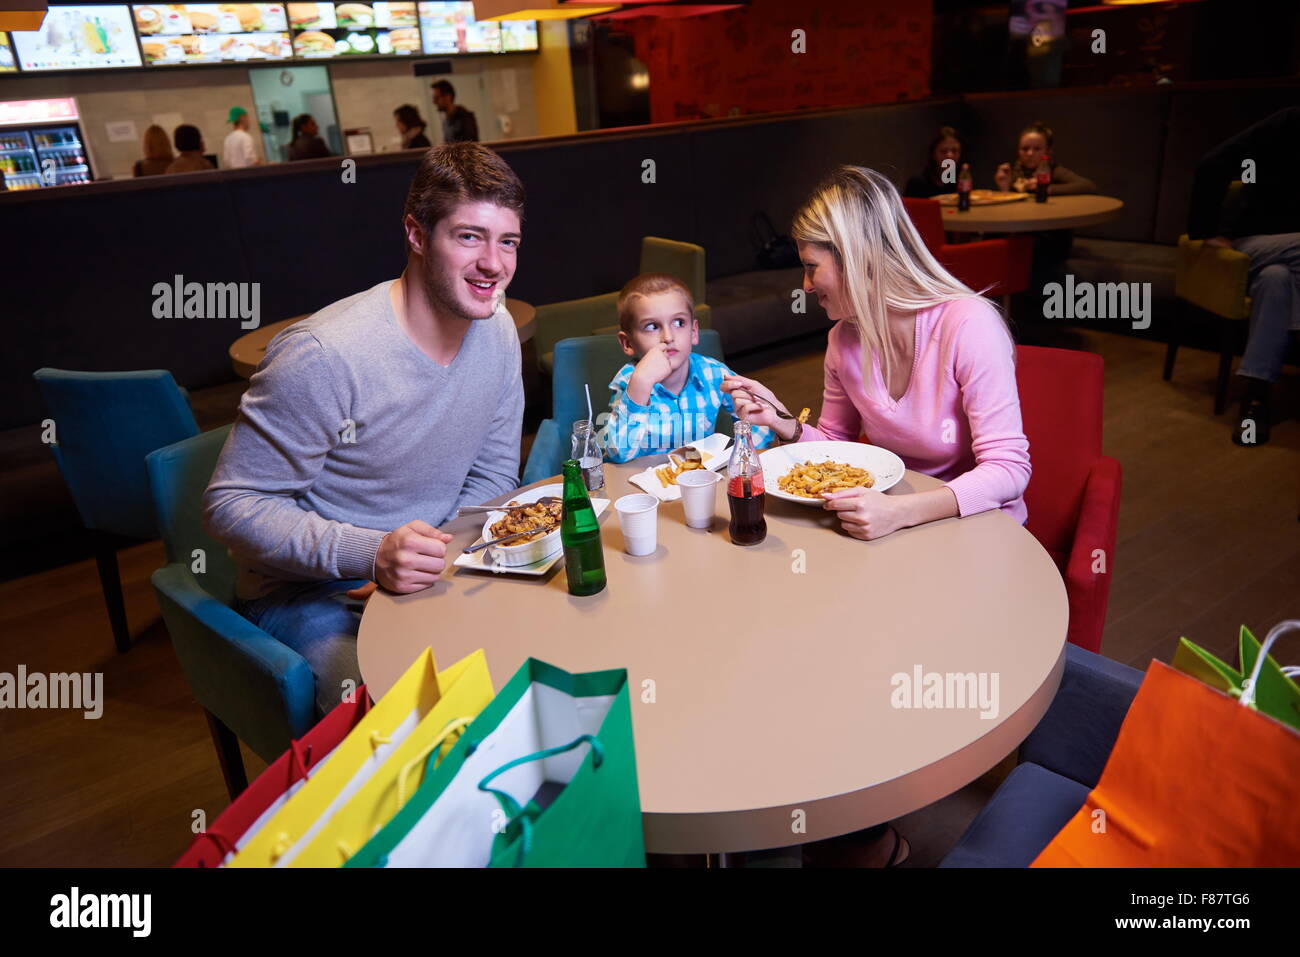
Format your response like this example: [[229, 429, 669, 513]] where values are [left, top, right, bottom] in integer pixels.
[[994, 163, 1011, 192], [721, 375, 798, 440], [821, 487, 910, 540]]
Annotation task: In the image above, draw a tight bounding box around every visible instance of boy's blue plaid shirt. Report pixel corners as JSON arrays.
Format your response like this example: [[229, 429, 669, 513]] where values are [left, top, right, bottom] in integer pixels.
[[599, 352, 777, 462]]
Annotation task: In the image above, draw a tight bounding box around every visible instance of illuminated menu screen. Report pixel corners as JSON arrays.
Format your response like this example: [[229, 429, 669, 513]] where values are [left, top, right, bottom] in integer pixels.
[[13, 6, 144, 71], [0, 34, 16, 73], [418, 2, 536, 55], [134, 4, 292, 65], [288, 3, 420, 57]]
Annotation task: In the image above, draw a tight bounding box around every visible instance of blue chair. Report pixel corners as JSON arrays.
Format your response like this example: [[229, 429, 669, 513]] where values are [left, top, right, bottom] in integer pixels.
[[33, 368, 199, 654], [146, 425, 316, 800], [939, 643, 1144, 867], [522, 329, 732, 485]]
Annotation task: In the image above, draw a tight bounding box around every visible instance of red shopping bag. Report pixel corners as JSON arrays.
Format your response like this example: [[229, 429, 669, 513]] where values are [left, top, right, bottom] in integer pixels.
[[1032, 661, 1300, 867], [175, 689, 372, 868]]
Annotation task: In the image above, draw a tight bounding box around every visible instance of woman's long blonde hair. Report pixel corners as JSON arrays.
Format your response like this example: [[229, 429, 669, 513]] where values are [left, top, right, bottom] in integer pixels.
[[142, 124, 174, 162], [791, 165, 1003, 392]]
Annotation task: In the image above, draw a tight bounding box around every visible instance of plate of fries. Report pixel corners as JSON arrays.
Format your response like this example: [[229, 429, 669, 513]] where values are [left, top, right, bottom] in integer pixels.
[[759, 440, 905, 506], [627, 432, 731, 502]]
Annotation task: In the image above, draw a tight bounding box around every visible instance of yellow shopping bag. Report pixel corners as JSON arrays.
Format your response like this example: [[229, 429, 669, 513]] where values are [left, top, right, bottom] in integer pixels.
[[228, 648, 492, 868], [286, 660, 495, 867]]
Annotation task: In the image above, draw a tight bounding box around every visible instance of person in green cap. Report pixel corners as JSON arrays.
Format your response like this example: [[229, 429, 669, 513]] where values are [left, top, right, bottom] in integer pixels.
[[222, 105, 261, 170]]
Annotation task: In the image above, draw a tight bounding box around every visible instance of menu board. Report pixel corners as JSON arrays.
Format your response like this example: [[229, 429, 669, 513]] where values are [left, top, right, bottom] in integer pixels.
[[12, 5, 144, 71], [418, 2, 535, 55], [288, 2, 420, 57], [134, 4, 292, 65], [0, 34, 17, 73]]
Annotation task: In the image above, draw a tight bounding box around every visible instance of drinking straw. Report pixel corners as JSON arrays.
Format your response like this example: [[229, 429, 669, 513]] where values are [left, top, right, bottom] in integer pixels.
[[584, 383, 594, 433]]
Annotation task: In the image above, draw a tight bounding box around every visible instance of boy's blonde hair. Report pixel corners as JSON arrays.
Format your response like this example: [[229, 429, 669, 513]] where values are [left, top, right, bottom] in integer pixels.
[[617, 273, 695, 335]]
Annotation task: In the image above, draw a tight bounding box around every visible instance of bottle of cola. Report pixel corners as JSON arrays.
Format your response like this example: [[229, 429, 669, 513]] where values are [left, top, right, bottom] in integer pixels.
[[957, 162, 972, 212], [1035, 153, 1051, 203], [726, 421, 766, 546]]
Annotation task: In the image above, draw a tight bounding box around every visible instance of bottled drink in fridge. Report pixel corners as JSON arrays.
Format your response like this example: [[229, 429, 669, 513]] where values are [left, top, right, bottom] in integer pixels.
[[561, 459, 607, 596], [726, 421, 766, 546]]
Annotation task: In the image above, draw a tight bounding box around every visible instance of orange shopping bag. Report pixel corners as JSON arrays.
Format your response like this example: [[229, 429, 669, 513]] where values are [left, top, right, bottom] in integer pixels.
[[1032, 657, 1300, 867]]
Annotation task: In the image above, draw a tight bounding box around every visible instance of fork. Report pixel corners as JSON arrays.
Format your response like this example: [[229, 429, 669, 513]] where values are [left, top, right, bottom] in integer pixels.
[[457, 496, 560, 516], [734, 388, 798, 420]]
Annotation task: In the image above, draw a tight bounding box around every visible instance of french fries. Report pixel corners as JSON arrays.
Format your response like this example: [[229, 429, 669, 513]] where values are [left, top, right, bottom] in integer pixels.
[[654, 456, 707, 488], [778, 460, 874, 498]]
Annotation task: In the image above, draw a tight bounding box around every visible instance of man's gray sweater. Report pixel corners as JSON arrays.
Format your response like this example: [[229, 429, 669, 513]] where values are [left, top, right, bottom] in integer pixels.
[[204, 280, 523, 600]]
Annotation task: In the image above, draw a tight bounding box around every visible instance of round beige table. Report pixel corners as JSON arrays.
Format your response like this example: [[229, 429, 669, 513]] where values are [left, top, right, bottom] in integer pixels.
[[357, 457, 1068, 855], [228, 298, 537, 379], [939, 194, 1124, 233]]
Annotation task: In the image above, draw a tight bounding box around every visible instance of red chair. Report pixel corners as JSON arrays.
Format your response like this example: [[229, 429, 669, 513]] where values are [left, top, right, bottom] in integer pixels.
[[902, 197, 1033, 299], [1015, 346, 1122, 654]]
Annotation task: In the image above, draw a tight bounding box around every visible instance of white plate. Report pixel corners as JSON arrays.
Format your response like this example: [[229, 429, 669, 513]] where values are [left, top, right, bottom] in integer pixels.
[[759, 441, 905, 505], [455, 486, 609, 576], [627, 432, 732, 502]]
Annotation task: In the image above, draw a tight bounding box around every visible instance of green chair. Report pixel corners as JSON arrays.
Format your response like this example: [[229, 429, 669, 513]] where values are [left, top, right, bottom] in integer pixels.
[[522, 330, 731, 485], [1164, 181, 1252, 415], [535, 237, 711, 374]]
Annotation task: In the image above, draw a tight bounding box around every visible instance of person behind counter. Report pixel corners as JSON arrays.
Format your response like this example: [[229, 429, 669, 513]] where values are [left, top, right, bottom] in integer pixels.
[[166, 125, 215, 174], [133, 124, 174, 177], [903, 126, 963, 199], [394, 104, 432, 150], [432, 80, 479, 144], [223, 105, 262, 170], [288, 114, 332, 161]]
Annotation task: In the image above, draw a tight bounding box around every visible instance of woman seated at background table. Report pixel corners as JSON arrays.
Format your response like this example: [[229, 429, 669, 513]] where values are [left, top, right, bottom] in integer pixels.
[[722, 166, 1031, 544], [902, 126, 964, 199], [721, 165, 1031, 866]]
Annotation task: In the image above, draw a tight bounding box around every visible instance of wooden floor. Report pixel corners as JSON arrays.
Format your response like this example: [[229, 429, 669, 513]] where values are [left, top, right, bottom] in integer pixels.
[[1, 326, 1296, 866]]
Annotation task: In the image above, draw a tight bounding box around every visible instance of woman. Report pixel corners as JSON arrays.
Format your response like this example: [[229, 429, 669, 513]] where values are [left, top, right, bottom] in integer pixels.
[[902, 126, 963, 199], [133, 124, 174, 177], [993, 121, 1095, 196], [288, 114, 332, 161], [722, 166, 1031, 867], [394, 104, 432, 150]]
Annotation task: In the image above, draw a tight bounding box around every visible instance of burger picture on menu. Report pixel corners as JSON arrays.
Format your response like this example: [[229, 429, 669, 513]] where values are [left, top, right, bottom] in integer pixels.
[[288, 2, 333, 29], [293, 29, 336, 55], [335, 3, 374, 28], [134, 6, 163, 34], [387, 26, 418, 53]]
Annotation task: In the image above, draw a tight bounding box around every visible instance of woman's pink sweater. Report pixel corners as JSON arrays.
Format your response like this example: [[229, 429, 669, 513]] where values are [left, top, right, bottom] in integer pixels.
[[800, 298, 1030, 522]]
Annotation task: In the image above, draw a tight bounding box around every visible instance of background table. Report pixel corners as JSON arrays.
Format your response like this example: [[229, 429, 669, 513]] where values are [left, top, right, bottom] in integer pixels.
[[229, 298, 537, 379], [940, 194, 1124, 233], [358, 458, 1068, 854]]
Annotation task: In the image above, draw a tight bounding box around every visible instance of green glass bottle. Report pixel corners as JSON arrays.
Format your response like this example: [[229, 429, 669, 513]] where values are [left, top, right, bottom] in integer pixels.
[[561, 459, 606, 596]]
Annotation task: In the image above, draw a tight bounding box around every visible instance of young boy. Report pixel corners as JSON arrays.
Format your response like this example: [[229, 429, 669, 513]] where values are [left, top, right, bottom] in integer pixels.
[[599, 273, 776, 462]]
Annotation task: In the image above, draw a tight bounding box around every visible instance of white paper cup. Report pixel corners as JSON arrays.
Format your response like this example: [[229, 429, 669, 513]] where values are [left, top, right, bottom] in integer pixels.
[[676, 469, 721, 529], [615, 493, 659, 555]]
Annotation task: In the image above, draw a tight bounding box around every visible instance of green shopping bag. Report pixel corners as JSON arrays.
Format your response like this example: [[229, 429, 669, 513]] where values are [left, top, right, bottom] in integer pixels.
[[1172, 622, 1300, 732], [346, 658, 645, 868]]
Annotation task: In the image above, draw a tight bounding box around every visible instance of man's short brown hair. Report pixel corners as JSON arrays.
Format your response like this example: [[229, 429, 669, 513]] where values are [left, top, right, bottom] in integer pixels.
[[617, 273, 694, 335], [403, 142, 525, 243]]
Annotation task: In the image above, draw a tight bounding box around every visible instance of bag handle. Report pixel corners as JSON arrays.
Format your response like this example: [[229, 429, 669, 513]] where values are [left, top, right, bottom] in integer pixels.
[[476, 734, 605, 868], [395, 716, 475, 806], [1239, 619, 1299, 710]]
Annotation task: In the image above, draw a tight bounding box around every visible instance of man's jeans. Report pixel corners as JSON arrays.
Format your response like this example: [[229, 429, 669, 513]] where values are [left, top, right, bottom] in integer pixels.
[[1235, 233, 1300, 383], [237, 578, 369, 718]]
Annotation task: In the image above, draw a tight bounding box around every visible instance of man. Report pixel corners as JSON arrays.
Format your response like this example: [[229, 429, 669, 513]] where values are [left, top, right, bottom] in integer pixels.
[[432, 80, 479, 144], [1188, 106, 1300, 446], [204, 143, 525, 715], [222, 106, 261, 169], [165, 124, 215, 174]]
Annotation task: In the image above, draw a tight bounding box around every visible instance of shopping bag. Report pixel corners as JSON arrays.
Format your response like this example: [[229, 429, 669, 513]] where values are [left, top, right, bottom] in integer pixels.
[[174, 689, 372, 868], [346, 658, 645, 868], [1172, 624, 1300, 732], [227, 648, 491, 868], [1032, 653, 1300, 867]]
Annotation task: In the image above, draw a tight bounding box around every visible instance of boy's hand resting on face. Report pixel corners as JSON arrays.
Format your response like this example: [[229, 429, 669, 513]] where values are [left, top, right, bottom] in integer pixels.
[[372, 520, 454, 594], [626, 343, 675, 405], [721, 374, 798, 440]]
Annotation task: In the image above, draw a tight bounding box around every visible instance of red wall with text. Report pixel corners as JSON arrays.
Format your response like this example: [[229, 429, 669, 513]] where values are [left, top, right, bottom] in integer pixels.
[[622, 0, 932, 123]]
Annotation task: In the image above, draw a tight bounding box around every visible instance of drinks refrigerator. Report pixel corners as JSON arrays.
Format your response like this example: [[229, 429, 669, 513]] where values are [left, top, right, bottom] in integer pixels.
[[0, 98, 97, 191]]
